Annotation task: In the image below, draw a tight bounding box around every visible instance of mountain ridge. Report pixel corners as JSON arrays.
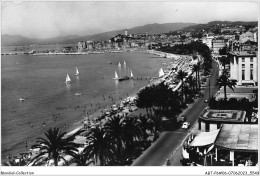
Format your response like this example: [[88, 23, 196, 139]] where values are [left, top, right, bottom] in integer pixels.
[[1, 22, 195, 46]]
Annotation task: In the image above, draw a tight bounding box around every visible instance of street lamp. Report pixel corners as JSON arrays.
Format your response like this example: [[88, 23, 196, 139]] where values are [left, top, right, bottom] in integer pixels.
[[208, 79, 211, 101]]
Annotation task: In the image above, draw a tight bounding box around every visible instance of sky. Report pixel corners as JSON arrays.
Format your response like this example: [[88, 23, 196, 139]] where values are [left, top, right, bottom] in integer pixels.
[[1, 1, 259, 39]]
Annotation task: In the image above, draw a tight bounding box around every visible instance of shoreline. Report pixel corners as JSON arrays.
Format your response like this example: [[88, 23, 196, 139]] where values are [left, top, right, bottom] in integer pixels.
[[2, 50, 191, 165], [1, 49, 147, 56]]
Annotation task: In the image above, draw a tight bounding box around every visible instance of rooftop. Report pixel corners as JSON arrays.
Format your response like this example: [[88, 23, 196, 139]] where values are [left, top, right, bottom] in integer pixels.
[[215, 124, 258, 152], [199, 109, 246, 123], [219, 86, 258, 94], [229, 51, 257, 57], [215, 92, 256, 102]]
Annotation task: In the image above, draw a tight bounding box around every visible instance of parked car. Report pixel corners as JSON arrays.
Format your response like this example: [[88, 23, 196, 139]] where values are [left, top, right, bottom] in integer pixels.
[[182, 122, 190, 129]]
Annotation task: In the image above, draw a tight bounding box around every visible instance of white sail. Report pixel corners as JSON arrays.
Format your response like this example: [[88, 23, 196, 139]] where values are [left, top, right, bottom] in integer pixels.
[[158, 68, 165, 78], [113, 71, 119, 79], [76, 67, 79, 76], [65, 73, 72, 83], [124, 60, 126, 66], [130, 70, 134, 78], [118, 62, 121, 67]]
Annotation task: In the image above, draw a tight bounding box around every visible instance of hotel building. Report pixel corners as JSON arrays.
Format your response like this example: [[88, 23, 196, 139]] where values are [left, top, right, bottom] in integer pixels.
[[229, 51, 258, 86]]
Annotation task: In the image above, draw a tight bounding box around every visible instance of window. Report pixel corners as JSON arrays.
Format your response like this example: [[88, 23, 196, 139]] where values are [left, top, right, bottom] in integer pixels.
[[242, 58, 245, 62], [250, 57, 254, 62], [250, 70, 253, 80], [242, 64, 245, 69], [242, 70, 245, 80], [250, 64, 253, 69]]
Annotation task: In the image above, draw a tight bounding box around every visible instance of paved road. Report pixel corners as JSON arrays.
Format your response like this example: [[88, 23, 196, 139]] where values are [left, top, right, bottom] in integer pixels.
[[131, 60, 219, 166]]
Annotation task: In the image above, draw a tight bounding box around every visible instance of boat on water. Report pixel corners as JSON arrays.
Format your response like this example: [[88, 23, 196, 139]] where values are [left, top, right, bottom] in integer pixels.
[[130, 69, 134, 78], [118, 62, 121, 67], [19, 98, 26, 102], [118, 76, 130, 81], [107, 61, 112, 64], [158, 68, 165, 78], [75, 67, 79, 76], [65, 73, 72, 83], [123, 60, 126, 67], [75, 92, 81, 96], [113, 71, 119, 80]]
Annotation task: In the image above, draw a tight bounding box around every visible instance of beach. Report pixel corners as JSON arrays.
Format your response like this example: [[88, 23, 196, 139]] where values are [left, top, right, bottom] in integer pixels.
[[1, 49, 172, 161]]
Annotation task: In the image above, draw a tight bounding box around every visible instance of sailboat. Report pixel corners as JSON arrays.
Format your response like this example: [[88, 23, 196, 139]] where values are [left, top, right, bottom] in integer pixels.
[[113, 71, 119, 80], [158, 68, 165, 78], [75, 67, 79, 76], [124, 60, 126, 67], [130, 69, 134, 78], [118, 62, 121, 67], [65, 73, 72, 83]]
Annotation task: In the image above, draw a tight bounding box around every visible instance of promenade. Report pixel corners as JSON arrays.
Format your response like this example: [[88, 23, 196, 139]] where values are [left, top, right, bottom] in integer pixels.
[[132, 60, 219, 166]]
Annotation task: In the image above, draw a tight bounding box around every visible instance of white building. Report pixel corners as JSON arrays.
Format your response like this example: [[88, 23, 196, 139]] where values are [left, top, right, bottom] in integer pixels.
[[202, 35, 214, 49], [229, 51, 258, 86]]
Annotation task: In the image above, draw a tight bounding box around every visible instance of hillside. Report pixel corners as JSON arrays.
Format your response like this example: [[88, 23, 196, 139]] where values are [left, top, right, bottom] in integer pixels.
[[1, 22, 195, 46], [179, 21, 258, 32]]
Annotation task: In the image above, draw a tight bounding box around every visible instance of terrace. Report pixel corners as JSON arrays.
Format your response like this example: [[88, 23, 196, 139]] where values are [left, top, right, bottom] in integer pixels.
[[181, 124, 258, 166], [198, 109, 246, 132]]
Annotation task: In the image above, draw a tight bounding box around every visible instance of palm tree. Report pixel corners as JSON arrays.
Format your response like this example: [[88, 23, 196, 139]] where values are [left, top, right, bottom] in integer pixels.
[[121, 116, 142, 161], [136, 86, 154, 117], [72, 152, 94, 166], [84, 125, 115, 166], [192, 64, 199, 91], [176, 70, 188, 103], [185, 75, 196, 96], [197, 61, 202, 91], [138, 114, 154, 140], [104, 115, 125, 163], [122, 116, 141, 146], [183, 84, 192, 103], [219, 56, 230, 70], [192, 61, 201, 91], [30, 127, 78, 166], [216, 71, 237, 101]]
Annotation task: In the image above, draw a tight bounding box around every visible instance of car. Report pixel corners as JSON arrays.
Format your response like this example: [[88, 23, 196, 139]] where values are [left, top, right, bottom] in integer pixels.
[[204, 99, 208, 103], [182, 122, 190, 129]]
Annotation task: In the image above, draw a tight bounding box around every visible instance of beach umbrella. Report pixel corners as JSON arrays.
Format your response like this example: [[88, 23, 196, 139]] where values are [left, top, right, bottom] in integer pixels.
[[204, 149, 207, 155], [207, 145, 214, 153], [204, 155, 207, 166]]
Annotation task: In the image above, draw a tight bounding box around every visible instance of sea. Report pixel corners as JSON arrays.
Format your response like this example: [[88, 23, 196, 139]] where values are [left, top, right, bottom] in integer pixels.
[[1, 45, 167, 161]]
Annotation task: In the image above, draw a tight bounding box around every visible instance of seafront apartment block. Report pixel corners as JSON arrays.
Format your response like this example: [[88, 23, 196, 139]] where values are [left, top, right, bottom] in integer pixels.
[[229, 51, 258, 86]]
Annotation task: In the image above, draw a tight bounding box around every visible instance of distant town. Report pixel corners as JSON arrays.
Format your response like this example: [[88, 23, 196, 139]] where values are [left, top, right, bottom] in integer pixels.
[[2, 20, 258, 168], [3, 21, 258, 57]]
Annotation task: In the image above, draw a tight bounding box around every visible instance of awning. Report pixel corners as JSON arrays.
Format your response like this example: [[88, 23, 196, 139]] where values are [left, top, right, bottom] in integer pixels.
[[215, 124, 258, 152], [241, 80, 255, 84], [190, 129, 220, 147]]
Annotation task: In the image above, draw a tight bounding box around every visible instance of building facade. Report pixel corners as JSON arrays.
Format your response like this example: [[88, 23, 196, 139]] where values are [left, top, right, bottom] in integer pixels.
[[212, 38, 227, 54], [229, 51, 258, 86]]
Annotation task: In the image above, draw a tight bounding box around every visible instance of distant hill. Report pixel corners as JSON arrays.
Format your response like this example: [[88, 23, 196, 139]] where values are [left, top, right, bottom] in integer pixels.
[[1, 22, 195, 46], [179, 21, 258, 32]]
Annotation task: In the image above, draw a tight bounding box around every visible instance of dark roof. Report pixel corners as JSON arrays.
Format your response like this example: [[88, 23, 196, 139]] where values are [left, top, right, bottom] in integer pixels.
[[215, 124, 258, 152], [199, 109, 246, 123], [219, 87, 258, 94]]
